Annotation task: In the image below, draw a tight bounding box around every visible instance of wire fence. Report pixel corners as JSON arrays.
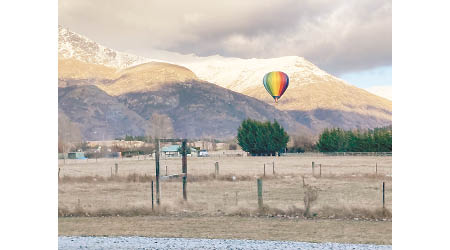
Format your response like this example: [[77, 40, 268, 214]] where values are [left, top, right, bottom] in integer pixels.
[[58, 155, 392, 217]]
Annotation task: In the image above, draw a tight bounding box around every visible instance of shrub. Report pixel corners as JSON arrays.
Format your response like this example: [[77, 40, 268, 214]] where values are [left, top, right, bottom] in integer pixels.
[[237, 119, 289, 156]]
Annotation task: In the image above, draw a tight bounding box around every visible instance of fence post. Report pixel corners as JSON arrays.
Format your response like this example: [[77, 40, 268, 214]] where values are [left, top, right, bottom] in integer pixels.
[[382, 182, 385, 208], [319, 164, 322, 177], [376, 163, 378, 175], [110, 166, 113, 177], [263, 164, 266, 177], [182, 139, 187, 201], [155, 139, 160, 205], [312, 162, 315, 176], [235, 191, 239, 205], [115, 163, 118, 176], [151, 180, 154, 211], [272, 161, 275, 175], [215, 162, 219, 178], [257, 178, 263, 209], [166, 166, 168, 176]]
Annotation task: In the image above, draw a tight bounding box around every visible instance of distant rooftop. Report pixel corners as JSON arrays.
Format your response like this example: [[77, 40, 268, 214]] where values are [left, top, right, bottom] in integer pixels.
[[161, 145, 180, 152]]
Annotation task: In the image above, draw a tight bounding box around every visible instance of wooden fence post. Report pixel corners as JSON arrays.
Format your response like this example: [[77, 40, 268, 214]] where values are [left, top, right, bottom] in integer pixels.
[[182, 139, 187, 201], [215, 162, 219, 178], [166, 166, 168, 176], [115, 163, 118, 176], [382, 182, 385, 208], [110, 166, 113, 177], [376, 163, 378, 175], [272, 161, 275, 175], [312, 162, 315, 176], [319, 164, 322, 177], [263, 164, 266, 177], [155, 139, 160, 205], [151, 180, 154, 211], [257, 178, 263, 209]]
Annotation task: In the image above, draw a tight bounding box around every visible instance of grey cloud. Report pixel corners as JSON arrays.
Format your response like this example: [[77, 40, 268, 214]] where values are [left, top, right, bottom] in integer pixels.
[[59, 0, 391, 75]]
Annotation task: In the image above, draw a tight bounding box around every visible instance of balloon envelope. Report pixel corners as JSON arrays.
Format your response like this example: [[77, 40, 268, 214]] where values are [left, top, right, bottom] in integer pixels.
[[263, 71, 289, 102]]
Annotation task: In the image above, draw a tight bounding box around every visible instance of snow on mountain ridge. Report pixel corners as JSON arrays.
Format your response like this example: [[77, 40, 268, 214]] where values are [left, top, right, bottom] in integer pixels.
[[179, 55, 342, 93], [58, 26, 348, 94], [58, 26, 159, 69]]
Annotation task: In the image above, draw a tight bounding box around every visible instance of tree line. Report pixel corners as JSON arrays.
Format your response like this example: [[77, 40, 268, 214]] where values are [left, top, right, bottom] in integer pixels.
[[316, 126, 392, 152]]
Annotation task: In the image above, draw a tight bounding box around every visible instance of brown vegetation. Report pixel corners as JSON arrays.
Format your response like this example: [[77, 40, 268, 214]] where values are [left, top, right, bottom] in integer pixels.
[[59, 155, 392, 222], [59, 216, 392, 245]]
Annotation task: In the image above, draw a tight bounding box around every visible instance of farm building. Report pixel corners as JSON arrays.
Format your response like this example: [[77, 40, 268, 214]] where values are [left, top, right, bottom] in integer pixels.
[[161, 145, 197, 157], [162, 145, 180, 157], [67, 152, 86, 159]]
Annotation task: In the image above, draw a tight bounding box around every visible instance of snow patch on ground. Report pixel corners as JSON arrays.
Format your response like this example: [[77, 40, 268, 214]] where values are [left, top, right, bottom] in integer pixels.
[[59, 236, 392, 250]]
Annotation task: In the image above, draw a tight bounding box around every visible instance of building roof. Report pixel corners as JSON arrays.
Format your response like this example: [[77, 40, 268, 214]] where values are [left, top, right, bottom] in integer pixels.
[[161, 145, 180, 152]]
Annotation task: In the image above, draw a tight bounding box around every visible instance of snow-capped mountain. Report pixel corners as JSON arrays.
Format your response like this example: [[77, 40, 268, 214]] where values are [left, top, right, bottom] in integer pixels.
[[180, 55, 337, 93], [58, 26, 391, 138], [178, 55, 391, 123], [58, 26, 155, 69]]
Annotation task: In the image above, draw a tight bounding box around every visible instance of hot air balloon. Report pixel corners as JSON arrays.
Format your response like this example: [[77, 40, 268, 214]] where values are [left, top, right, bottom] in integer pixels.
[[263, 71, 289, 103]]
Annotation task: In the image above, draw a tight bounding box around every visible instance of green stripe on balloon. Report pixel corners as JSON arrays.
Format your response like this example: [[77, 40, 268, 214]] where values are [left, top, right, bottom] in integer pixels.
[[263, 71, 289, 103]]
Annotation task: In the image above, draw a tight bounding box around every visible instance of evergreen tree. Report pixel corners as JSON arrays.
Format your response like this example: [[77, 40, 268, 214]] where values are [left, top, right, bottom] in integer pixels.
[[317, 126, 392, 152], [237, 119, 289, 155]]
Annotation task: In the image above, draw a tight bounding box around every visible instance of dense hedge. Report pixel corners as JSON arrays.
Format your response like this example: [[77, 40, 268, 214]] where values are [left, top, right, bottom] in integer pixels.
[[317, 126, 392, 152], [237, 119, 289, 156]]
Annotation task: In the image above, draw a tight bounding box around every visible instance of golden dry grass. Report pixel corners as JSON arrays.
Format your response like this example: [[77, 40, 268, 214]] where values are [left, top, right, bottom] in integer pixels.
[[58, 155, 392, 178], [59, 216, 392, 245], [58, 58, 120, 83], [59, 155, 392, 220]]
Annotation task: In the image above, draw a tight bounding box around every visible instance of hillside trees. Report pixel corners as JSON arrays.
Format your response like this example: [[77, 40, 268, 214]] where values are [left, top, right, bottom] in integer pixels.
[[317, 126, 392, 152], [237, 119, 289, 156]]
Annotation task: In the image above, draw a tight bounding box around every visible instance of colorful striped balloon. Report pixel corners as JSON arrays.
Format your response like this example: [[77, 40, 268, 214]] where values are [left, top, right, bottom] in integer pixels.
[[263, 71, 289, 102]]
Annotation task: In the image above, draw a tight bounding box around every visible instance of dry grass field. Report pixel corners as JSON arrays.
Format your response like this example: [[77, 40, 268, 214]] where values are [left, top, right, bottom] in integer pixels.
[[59, 216, 392, 245], [58, 154, 392, 243]]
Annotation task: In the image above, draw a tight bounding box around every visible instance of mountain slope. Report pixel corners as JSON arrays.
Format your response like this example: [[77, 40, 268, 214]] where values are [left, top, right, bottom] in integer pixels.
[[58, 81, 312, 140], [117, 80, 312, 139], [58, 26, 392, 140], [98, 62, 198, 96], [58, 58, 119, 87], [59, 85, 148, 140], [180, 56, 392, 122]]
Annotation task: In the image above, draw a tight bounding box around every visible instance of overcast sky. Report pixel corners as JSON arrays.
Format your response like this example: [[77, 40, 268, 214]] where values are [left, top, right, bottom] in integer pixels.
[[59, 0, 392, 99]]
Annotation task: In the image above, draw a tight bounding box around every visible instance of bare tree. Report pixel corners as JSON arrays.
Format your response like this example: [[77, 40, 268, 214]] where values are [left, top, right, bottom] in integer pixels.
[[146, 113, 175, 140], [58, 111, 82, 162], [303, 184, 319, 218], [291, 132, 317, 152]]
